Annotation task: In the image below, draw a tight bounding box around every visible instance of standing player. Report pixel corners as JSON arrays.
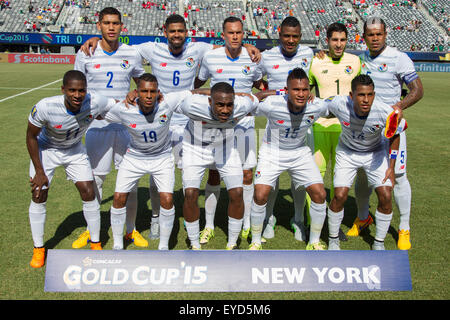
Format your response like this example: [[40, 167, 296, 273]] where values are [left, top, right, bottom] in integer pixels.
[[353, 17, 423, 250], [194, 16, 262, 245], [73, 7, 146, 249], [179, 82, 259, 250], [249, 68, 328, 251], [326, 74, 406, 250], [103, 74, 199, 250], [255, 16, 314, 242], [307, 22, 361, 242], [26, 70, 117, 268], [81, 14, 260, 240]]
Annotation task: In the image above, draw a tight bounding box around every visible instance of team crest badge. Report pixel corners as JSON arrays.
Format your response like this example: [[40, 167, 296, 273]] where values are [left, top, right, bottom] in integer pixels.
[[301, 58, 309, 68], [30, 105, 37, 119], [186, 57, 195, 68], [242, 65, 251, 75], [159, 114, 168, 124], [369, 124, 381, 133], [378, 64, 388, 72], [306, 115, 315, 124], [255, 171, 261, 178], [85, 114, 93, 123], [345, 66, 353, 74], [120, 60, 130, 69]]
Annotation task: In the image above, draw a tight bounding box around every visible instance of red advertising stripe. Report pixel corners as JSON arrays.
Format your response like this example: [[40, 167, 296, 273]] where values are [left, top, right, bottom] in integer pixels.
[[8, 53, 75, 64]]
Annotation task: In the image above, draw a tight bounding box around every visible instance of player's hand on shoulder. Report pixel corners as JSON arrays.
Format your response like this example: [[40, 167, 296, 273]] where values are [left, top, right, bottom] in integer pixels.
[[125, 90, 138, 108], [81, 37, 101, 56], [308, 92, 316, 103], [314, 50, 327, 59], [244, 44, 261, 63]]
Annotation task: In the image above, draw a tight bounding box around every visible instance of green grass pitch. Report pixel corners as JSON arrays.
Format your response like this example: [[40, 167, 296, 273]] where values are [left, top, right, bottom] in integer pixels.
[[0, 64, 448, 300]]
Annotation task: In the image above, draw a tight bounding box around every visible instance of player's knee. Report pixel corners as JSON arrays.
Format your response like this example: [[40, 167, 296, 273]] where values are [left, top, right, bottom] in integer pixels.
[[78, 181, 96, 201], [376, 188, 392, 213], [307, 184, 327, 204], [253, 187, 269, 205], [112, 192, 128, 208], [184, 188, 199, 204], [243, 170, 253, 185], [159, 192, 173, 209], [228, 187, 243, 203], [333, 188, 348, 205]]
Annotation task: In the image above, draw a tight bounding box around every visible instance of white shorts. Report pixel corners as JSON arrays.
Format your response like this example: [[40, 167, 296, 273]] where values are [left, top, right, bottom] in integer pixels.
[[170, 124, 185, 169], [115, 153, 175, 194], [334, 145, 392, 189], [29, 142, 93, 189], [254, 144, 323, 190], [234, 125, 257, 170], [182, 142, 243, 190], [85, 126, 130, 176]]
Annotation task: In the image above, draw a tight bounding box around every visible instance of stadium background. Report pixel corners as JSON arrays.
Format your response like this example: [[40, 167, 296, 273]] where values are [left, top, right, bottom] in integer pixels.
[[0, 0, 448, 301]]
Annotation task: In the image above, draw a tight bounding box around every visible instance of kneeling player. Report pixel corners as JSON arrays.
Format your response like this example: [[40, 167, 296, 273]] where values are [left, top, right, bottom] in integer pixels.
[[326, 74, 405, 250], [26, 71, 117, 268], [249, 68, 328, 250]]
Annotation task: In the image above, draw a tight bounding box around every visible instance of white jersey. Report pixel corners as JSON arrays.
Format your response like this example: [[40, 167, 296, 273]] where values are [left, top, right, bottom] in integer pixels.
[[28, 94, 116, 149], [74, 42, 145, 129], [197, 47, 261, 128], [104, 91, 191, 159], [258, 45, 314, 90], [325, 95, 397, 152], [180, 93, 259, 148], [135, 41, 213, 125], [255, 95, 328, 150], [359, 46, 418, 105]]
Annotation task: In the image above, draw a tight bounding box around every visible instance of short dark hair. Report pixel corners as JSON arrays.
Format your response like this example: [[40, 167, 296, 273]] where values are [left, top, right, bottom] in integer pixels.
[[99, 7, 121, 23], [223, 16, 243, 31], [137, 73, 158, 87], [327, 22, 348, 39], [164, 14, 186, 29], [280, 16, 301, 31], [287, 67, 309, 85], [351, 74, 374, 92], [211, 82, 235, 96], [63, 70, 86, 86], [363, 17, 386, 34]]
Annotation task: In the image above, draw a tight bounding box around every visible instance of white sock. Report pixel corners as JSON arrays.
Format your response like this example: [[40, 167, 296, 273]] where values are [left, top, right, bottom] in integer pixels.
[[250, 200, 266, 244], [265, 179, 279, 220], [29, 201, 46, 247], [327, 207, 344, 238], [158, 206, 175, 250], [125, 187, 138, 234], [375, 210, 393, 243], [149, 176, 160, 217], [394, 173, 411, 231], [292, 184, 306, 225], [110, 206, 126, 249], [309, 201, 326, 244], [204, 183, 220, 230], [355, 170, 372, 220], [93, 174, 106, 205], [184, 220, 200, 248], [227, 216, 243, 247], [83, 199, 101, 243], [242, 183, 254, 230]]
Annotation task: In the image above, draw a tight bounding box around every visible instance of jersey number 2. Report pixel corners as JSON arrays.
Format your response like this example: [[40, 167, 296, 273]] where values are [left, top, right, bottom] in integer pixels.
[[106, 72, 114, 88]]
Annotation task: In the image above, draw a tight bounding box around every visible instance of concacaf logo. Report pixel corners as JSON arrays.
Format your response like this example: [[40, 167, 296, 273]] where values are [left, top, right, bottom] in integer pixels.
[[186, 57, 195, 68], [30, 105, 37, 119]]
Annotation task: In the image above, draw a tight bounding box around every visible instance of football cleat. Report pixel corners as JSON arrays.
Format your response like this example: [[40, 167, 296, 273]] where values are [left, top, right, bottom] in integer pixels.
[[226, 244, 237, 250], [30, 247, 46, 268], [90, 241, 102, 250], [328, 237, 341, 250], [397, 229, 411, 250], [248, 242, 262, 250], [262, 215, 276, 239], [240, 227, 251, 240], [346, 216, 373, 237], [199, 227, 215, 244], [306, 241, 327, 250], [72, 229, 90, 248], [372, 239, 385, 250], [290, 217, 307, 242], [191, 245, 202, 250], [125, 230, 149, 247]]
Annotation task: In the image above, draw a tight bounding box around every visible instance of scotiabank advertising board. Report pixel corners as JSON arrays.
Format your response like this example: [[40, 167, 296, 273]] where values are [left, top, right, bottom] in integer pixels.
[[8, 53, 75, 64]]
